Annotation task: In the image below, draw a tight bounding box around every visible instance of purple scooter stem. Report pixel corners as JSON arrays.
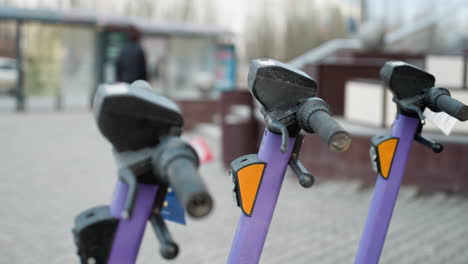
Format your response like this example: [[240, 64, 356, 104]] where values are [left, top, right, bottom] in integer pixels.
[[107, 181, 158, 264], [355, 114, 419, 264], [228, 130, 296, 264]]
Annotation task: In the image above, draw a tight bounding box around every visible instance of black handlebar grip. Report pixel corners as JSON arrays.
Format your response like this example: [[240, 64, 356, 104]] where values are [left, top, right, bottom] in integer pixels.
[[436, 95, 468, 121], [298, 98, 351, 152], [152, 137, 213, 218], [166, 158, 213, 218], [425, 88, 468, 121]]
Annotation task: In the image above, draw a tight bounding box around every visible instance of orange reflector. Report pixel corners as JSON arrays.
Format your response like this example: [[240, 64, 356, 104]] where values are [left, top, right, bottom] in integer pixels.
[[377, 138, 399, 179], [237, 164, 265, 216]]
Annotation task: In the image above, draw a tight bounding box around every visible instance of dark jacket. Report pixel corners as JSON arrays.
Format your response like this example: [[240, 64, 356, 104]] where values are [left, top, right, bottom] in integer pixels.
[[115, 42, 147, 83]]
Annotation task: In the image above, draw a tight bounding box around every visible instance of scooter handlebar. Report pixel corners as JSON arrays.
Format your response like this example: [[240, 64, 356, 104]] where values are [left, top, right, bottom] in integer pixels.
[[425, 87, 468, 121], [152, 137, 213, 218], [297, 98, 351, 152]]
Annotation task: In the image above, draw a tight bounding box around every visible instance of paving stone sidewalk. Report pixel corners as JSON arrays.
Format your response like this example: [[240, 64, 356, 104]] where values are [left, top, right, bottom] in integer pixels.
[[1, 112, 467, 264]]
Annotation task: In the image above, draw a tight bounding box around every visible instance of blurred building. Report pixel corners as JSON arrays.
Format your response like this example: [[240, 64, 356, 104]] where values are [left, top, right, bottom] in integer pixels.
[[0, 22, 15, 58], [0, 5, 235, 110]]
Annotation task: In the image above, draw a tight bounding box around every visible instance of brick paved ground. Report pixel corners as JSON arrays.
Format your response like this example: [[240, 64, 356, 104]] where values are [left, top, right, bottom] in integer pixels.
[[1, 112, 467, 264]]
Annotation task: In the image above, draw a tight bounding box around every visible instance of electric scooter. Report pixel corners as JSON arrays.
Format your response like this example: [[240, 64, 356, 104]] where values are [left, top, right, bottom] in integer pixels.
[[227, 59, 352, 264], [355, 61, 468, 264], [72, 81, 214, 264]]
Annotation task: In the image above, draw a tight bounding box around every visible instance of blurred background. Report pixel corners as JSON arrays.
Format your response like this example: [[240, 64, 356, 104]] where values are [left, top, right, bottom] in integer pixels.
[[1, 0, 468, 263]]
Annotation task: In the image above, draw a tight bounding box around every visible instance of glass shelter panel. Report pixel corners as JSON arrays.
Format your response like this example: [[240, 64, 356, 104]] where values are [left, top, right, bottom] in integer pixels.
[[166, 36, 216, 98]]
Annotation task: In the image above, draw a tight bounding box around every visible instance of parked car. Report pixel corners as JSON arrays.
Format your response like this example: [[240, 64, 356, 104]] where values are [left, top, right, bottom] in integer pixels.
[[0, 57, 17, 94]]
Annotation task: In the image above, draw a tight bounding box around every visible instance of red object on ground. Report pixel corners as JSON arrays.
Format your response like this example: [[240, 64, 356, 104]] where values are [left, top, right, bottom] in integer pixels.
[[188, 137, 214, 164]]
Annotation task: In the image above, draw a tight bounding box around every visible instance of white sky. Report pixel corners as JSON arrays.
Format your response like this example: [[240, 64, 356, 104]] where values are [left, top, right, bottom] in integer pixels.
[[4, 0, 468, 32]]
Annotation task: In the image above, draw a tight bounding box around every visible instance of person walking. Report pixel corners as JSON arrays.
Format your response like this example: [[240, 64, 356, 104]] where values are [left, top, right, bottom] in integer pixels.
[[115, 27, 147, 83]]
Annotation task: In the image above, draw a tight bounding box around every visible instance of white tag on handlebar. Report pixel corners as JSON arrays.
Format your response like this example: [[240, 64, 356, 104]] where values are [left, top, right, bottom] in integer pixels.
[[423, 108, 458, 135]]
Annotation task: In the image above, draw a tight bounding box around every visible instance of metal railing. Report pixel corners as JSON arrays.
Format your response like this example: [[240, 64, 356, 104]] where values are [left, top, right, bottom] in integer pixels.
[[287, 38, 362, 69]]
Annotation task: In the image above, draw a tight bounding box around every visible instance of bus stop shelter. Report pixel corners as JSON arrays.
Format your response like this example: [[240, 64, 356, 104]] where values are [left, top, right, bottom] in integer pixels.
[[0, 5, 235, 111]]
